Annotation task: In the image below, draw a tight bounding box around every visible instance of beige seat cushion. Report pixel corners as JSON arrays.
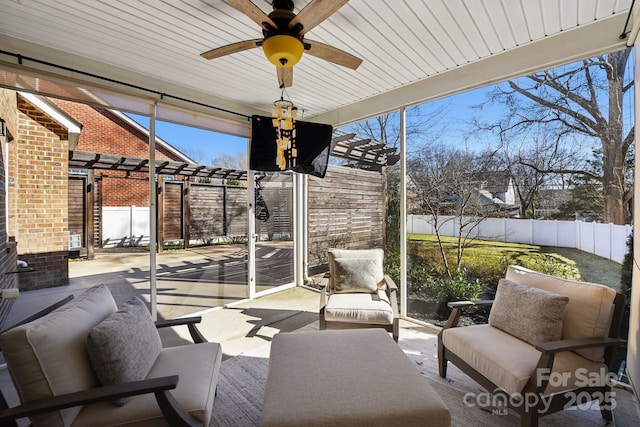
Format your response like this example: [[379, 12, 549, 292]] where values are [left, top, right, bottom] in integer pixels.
[[442, 324, 606, 395], [324, 289, 393, 325], [505, 265, 617, 361], [72, 342, 222, 427], [0, 286, 117, 427]]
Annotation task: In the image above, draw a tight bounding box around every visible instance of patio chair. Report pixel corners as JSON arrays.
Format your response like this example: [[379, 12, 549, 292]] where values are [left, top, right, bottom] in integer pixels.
[[319, 248, 399, 342], [0, 285, 222, 427], [438, 265, 627, 427]]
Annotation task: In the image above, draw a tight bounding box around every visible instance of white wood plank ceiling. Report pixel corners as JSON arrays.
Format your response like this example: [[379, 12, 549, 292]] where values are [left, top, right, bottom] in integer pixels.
[[0, 0, 634, 132]]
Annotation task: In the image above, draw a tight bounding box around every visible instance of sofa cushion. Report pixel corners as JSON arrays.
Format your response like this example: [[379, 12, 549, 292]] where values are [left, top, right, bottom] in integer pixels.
[[324, 290, 393, 324], [333, 257, 381, 293], [0, 286, 117, 427], [328, 248, 384, 291], [87, 296, 162, 406], [505, 265, 617, 362], [442, 324, 607, 395], [489, 279, 568, 345], [72, 342, 223, 427]]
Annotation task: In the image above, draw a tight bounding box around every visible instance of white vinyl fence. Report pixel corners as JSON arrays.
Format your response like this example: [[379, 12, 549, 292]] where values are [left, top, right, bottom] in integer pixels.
[[102, 206, 150, 247], [407, 215, 632, 264]]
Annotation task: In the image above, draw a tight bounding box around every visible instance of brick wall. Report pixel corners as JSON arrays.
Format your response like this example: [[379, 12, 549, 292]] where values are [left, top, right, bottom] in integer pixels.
[[0, 90, 19, 325], [12, 98, 69, 290], [52, 100, 186, 207]]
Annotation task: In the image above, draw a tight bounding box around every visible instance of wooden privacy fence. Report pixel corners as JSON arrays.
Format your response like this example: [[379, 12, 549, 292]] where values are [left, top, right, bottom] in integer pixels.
[[99, 166, 386, 264], [307, 165, 385, 269]]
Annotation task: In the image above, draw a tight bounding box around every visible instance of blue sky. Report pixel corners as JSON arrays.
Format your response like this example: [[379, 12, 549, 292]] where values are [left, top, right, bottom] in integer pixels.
[[127, 87, 495, 165], [127, 113, 248, 165]]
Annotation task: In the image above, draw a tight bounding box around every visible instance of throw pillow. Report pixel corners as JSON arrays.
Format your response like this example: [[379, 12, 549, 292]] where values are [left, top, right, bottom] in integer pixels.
[[333, 257, 382, 293], [489, 279, 569, 346], [86, 296, 162, 406]]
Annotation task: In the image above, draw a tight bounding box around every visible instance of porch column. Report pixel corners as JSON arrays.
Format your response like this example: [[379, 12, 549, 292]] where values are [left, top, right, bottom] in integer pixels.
[[247, 140, 256, 299], [400, 107, 407, 317], [629, 30, 640, 396], [149, 101, 157, 320], [293, 172, 306, 286]]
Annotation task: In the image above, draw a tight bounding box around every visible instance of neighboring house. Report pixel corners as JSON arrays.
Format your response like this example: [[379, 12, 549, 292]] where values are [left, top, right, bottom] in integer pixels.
[[0, 89, 193, 290], [470, 170, 516, 206], [407, 170, 518, 216]]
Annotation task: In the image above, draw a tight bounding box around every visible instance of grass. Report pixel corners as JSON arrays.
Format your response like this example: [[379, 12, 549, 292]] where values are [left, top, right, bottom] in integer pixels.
[[407, 234, 623, 291]]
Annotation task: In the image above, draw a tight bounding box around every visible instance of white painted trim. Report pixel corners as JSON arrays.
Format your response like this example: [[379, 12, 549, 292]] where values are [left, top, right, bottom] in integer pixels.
[[18, 91, 82, 134]]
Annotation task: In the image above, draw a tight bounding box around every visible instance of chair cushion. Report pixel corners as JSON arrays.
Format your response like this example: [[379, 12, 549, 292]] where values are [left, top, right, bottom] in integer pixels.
[[324, 290, 393, 325], [328, 248, 384, 291], [72, 342, 223, 427], [333, 257, 382, 293], [489, 279, 568, 345], [87, 297, 162, 406], [505, 265, 617, 362], [0, 286, 117, 427], [442, 324, 607, 395]]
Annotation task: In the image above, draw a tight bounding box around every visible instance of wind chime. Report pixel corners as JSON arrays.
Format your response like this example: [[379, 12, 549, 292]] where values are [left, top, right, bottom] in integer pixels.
[[272, 95, 298, 170]]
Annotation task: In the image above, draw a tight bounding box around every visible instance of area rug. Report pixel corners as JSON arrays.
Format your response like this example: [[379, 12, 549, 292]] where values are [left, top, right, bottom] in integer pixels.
[[211, 322, 639, 426]]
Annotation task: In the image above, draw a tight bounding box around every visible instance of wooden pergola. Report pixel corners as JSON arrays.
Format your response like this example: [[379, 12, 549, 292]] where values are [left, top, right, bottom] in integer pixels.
[[68, 131, 398, 178]]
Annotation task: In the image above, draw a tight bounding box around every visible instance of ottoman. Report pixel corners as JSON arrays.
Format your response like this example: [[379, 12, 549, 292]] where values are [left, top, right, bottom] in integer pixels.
[[261, 328, 450, 427]]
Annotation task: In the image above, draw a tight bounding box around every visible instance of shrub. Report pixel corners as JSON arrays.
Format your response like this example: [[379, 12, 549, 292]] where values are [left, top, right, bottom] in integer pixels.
[[516, 253, 580, 280], [621, 232, 633, 295], [437, 269, 484, 302]]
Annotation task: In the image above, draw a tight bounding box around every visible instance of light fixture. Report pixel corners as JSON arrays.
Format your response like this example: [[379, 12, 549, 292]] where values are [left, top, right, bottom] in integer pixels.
[[272, 97, 298, 170], [0, 118, 5, 137], [262, 34, 304, 68]]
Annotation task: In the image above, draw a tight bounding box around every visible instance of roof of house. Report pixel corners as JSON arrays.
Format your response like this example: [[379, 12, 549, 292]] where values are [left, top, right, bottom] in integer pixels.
[[470, 170, 512, 195]]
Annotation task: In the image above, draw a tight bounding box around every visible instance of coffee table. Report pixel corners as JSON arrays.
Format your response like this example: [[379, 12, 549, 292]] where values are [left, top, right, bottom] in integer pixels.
[[261, 328, 450, 427]]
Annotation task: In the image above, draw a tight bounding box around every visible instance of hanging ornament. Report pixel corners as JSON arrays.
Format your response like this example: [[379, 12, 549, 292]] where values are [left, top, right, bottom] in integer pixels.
[[272, 96, 298, 171]]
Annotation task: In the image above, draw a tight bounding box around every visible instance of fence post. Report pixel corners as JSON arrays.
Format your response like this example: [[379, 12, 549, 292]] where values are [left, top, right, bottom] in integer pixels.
[[529, 219, 534, 245], [130, 205, 135, 247]]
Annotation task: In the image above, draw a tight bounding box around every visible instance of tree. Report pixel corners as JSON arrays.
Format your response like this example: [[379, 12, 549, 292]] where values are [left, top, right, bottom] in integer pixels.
[[409, 144, 487, 276], [477, 133, 582, 218], [211, 153, 247, 170], [340, 105, 448, 252], [551, 149, 605, 221], [480, 48, 634, 224]]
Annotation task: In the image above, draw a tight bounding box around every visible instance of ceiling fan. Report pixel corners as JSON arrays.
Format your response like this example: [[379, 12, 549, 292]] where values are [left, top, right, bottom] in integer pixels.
[[201, 0, 362, 88]]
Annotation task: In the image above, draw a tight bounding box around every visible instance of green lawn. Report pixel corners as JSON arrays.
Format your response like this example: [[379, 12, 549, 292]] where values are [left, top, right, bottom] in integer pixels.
[[407, 234, 623, 291]]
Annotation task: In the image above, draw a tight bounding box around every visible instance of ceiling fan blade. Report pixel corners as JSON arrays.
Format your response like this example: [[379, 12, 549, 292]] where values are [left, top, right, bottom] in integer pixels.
[[200, 39, 262, 60], [227, 0, 277, 30], [305, 39, 362, 70], [289, 0, 349, 35], [277, 67, 293, 88]]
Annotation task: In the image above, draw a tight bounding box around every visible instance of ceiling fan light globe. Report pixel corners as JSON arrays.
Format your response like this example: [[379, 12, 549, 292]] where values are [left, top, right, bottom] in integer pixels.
[[262, 34, 303, 68]]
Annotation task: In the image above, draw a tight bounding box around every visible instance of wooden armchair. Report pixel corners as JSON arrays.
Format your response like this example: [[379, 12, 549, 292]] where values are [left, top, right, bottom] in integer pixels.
[[0, 286, 222, 427], [319, 248, 399, 342], [438, 265, 627, 427]]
